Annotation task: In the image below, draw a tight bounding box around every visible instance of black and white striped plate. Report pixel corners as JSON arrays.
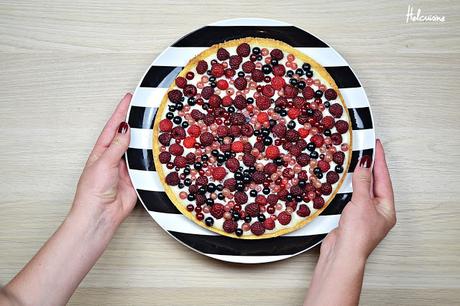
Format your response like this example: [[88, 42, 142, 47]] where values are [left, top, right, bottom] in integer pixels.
[[126, 18, 375, 264]]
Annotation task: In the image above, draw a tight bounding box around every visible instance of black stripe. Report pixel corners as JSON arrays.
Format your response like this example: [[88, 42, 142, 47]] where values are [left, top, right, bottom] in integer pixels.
[[128, 106, 156, 129], [169, 231, 325, 256], [137, 189, 180, 214], [127, 148, 155, 171], [172, 26, 328, 48], [140, 66, 182, 88], [321, 193, 352, 215], [349, 107, 373, 130], [349, 149, 373, 172], [325, 66, 360, 88]]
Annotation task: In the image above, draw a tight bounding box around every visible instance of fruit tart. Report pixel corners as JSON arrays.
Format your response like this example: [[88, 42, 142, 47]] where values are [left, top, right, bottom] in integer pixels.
[[153, 37, 352, 239]]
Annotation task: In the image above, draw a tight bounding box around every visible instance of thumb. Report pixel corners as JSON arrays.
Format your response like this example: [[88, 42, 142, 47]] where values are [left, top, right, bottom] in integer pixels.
[[101, 121, 130, 167], [351, 155, 373, 201]]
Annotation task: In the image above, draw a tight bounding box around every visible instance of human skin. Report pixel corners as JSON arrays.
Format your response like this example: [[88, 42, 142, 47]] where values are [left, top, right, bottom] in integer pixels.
[[0, 93, 395, 306]]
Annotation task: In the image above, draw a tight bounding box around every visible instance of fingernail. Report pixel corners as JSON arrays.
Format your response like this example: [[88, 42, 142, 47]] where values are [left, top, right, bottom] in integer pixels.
[[118, 122, 129, 134], [359, 155, 372, 168]]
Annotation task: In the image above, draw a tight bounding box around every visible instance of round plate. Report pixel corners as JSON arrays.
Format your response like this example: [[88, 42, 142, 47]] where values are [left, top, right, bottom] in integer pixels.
[[126, 18, 375, 264]]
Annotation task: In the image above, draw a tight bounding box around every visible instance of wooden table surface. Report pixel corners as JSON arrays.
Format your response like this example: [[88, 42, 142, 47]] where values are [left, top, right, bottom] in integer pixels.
[[1, 1, 459, 305]]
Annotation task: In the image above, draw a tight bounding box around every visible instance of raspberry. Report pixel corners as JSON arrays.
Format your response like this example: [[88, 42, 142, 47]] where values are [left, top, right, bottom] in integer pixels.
[[187, 125, 201, 137], [184, 84, 197, 97], [169, 143, 184, 156], [251, 69, 264, 82], [289, 145, 301, 157], [263, 218, 275, 230], [223, 220, 237, 233], [318, 160, 330, 172], [272, 64, 286, 76], [230, 113, 245, 125], [201, 86, 214, 100], [196, 175, 208, 186], [191, 109, 205, 121], [264, 163, 278, 175], [329, 103, 343, 118], [229, 125, 241, 137], [236, 43, 251, 57], [195, 194, 206, 205], [242, 61, 255, 73], [321, 183, 332, 195], [254, 196, 267, 209], [216, 125, 228, 137], [245, 203, 260, 217], [265, 145, 280, 159], [243, 142, 252, 153], [196, 60, 208, 74], [217, 79, 228, 90], [208, 94, 221, 108], [256, 96, 271, 110], [233, 95, 247, 110], [333, 151, 345, 165], [252, 171, 266, 184], [234, 77, 247, 90], [262, 85, 275, 97], [297, 153, 310, 166], [275, 97, 288, 107], [288, 108, 301, 119], [210, 203, 225, 219], [257, 112, 269, 123], [290, 185, 303, 197], [271, 76, 286, 90], [183, 136, 196, 148], [243, 154, 256, 167], [266, 194, 279, 206], [313, 109, 323, 122], [298, 115, 308, 124], [326, 171, 340, 184], [224, 68, 236, 78], [175, 76, 187, 88], [222, 96, 233, 107], [331, 133, 343, 145], [220, 143, 231, 152], [241, 124, 254, 137], [285, 130, 299, 142], [277, 211, 291, 225], [270, 48, 284, 60], [254, 141, 265, 153], [171, 127, 185, 140], [223, 178, 237, 191], [322, 116, 335, 129], [211, 63, 225, 77], [297, 139, 308, 150], [225, 158, 240, 173], [159, 119, 173, 132], [325, 88, 337, 100], [272, 124, 287, 138], [311, 134, 324, 147], [212, 166, 227, 181], [217, 47, 230, 61], [173, 156, 187, 168], [168, 89, 182, 103], [230, 141, 243, 153], [165, 172, 180, 186], [302, 86, 315, 100], [297, 205, 311, 217], [291, 96, 305, 109], [250, 221, 265, 236], [229, 55, 242, 69], [234, 191, 248, 205], [198, 132, 212, 146], [313, 197, 325, 209], [298, 127, 309, 138], [335, 120, 349, 134], [283, 85, 299, 98], [185, 152, 196, 164], [159, 133, 171, 146], [159, 151, 171, 164], [203, 114, 215, 126]]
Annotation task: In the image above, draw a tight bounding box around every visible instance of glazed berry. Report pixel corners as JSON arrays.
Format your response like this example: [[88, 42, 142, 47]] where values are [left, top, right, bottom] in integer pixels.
[[335, 120, 349, 134], [237, 43, 251, 57], [325, 88, 338, 100], [196, 60, 208, 74], [333, 151, 345, 165], [205, 217, 214, 226], [262, 64, 272, 74], [252, 47, 261, 54], [235, 228, 243, 237], [251, 69, 264, 82], [329, 103, 344, 118], [302, 63, 311, 71], [217, 47, 230, 60], [223, 220, 237, 233], [313, 197, 325, 209], [159, 152, 171, 164], [277, 211, 292, 225], [297, 205, 311, 217], [270, 48, 284, 60], [250, 221, 265, 236], [165, 172, 180, 186], [229, 55, 242, 69]]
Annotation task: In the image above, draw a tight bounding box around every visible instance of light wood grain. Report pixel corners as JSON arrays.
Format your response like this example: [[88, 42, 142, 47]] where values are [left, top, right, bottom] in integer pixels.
[[1, 0, 460, 305]]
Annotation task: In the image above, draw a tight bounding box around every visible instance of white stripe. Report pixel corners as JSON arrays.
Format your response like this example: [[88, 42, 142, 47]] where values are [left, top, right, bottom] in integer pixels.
[[352, 129, 375, 151], [129, 128, 153, 149], [340, 87, 370, 108], [296, 47, 348, 67], [210, 18, 291, 27], [128, 169, 163, 191], [148, 211, 340, 237], [132, 87, 166, 107], [207, 254, 292, 264]]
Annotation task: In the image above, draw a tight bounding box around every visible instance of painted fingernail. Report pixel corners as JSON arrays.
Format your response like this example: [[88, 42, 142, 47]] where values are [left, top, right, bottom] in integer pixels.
[[118, 122, 129, 134], [359, 155, 372, 168]]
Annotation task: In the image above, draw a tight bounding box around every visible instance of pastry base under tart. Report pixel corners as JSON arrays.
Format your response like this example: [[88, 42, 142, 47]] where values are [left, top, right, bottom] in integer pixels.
[[153, 37, 352, 239]]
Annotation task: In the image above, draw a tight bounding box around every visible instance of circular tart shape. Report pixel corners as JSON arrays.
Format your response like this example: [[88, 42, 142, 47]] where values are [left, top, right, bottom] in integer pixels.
[[153, 37, 352, 239]]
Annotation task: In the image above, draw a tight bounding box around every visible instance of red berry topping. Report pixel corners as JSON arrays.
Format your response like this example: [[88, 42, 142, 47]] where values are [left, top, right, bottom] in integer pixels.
[[165, 172, 180, 186], [169, 143, 184, 156], [329, 103, 343, 118], [229, 55, 242, 69], [283, 85, 299, 98], [175, 76, 187, 88], [242, 61, 255, 73], [173, 156, 187, 168], [326, 171, 340, 184], [196, 175, 208, 186], [263, 218, 275, 230], [201, 86, 214, 100], [187, 125, 201, 137], [211, 166, 227, 181], [278, 211, 292, 225], [250, 221, 266, 236], [285, 130, 299, 142], [262, 85, 275, 97], [271, 76, 286, 90], [234, 77, 247, 90], [311, 134, 324, 147], [335, 120, 349, 134], [190, 109, 205, 121], [208, 94, 222, 108], [242, 154, 256, 167], [296, 153, 310, 166], [330, 133, 343, 145], [251, 69, 264, 82], [199, 132, 214, 146], [333, 151, 345, 165], [236, 43, 251, 57], [159, 119, 173, 132], [313, 197, 325, 209], [256, 95, 271, 110], [272, 64, 286, 76], [321, 116, 335, 129], [317, 160, 330, 172], [184, 84, 197, 97], [196, 60, 208, 74], [159, 151, 171, 164], [158, 133, 171, 146], [217, 47, 230, 61], [223, 220, 237, 233], [224, 68, 235, 78], [266, 145, 280, 159], [216, 79, 229, 90], [270, 48, 284, 60], [257, 112, 269, 123], [225, 158, 240, 173], [264, 163, 278, 175], [234, 191, 248, 205], [183, 136, 196, 148], [245, 203, 260, 217], [325, 88, 337, 100], [168, 89, 183, 103], [223, 178, 237, 191], [211, 63, 224, 77], [272, 124, 287, 138], [302, 86, 315, 100], [210, 203, 225, 219], [252, 171, 266, 184], [321, 183, 332, 195], [297, 205, 311, 217]]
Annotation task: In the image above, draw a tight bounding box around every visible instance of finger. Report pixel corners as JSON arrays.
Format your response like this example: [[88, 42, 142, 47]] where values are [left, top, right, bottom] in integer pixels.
[[118, 159, 137, 212], [100, 122, 131, 167], [373, 139, 394, 204], [119, 158, 134, 190], [351, 154, 373, 201], [87, 92, 132, 166]]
